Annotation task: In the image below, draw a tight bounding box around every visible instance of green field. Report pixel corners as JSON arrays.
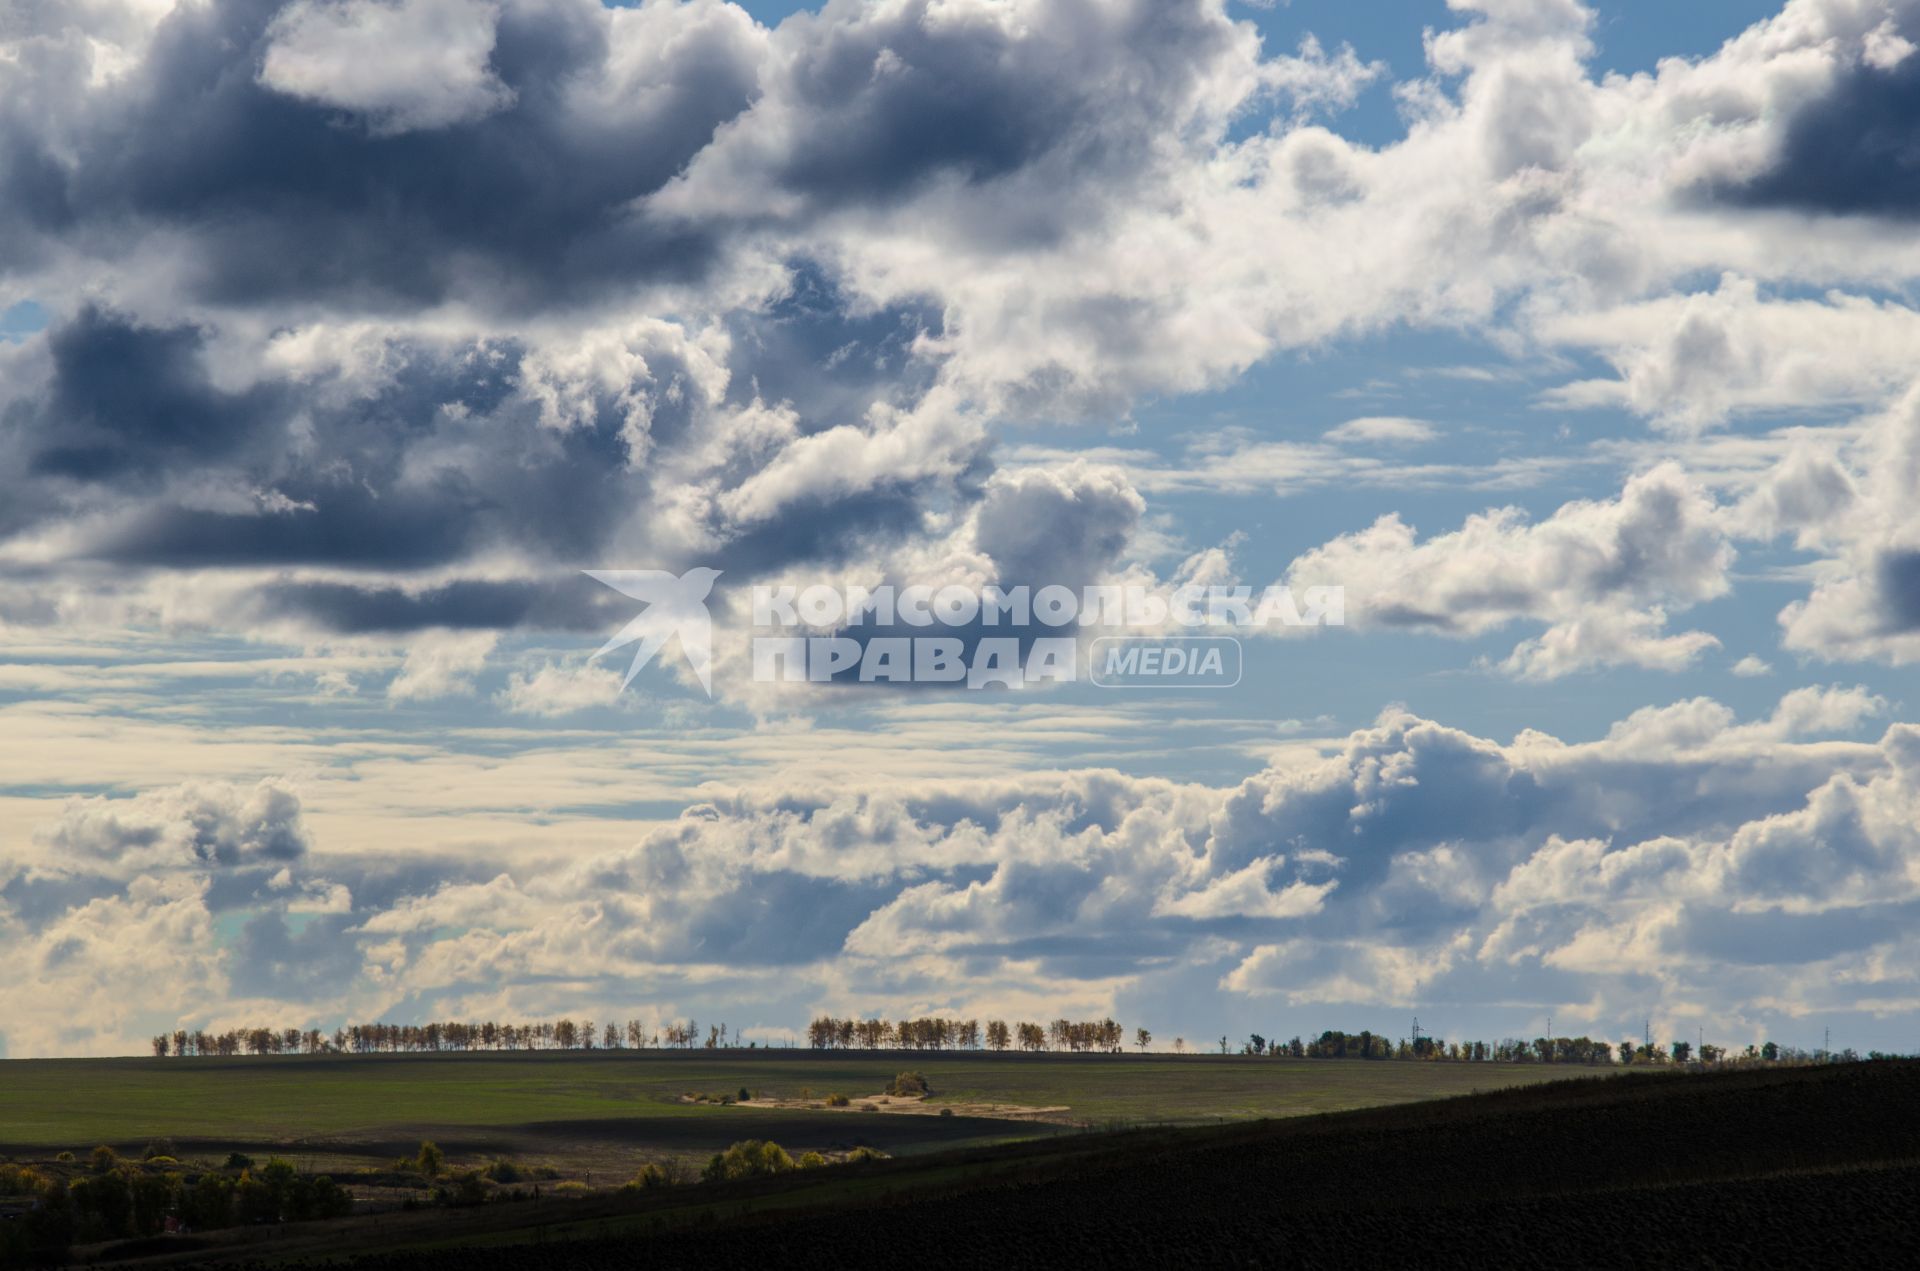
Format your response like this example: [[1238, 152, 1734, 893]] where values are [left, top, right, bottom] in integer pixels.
[[0, 1050, 1589, 1177]]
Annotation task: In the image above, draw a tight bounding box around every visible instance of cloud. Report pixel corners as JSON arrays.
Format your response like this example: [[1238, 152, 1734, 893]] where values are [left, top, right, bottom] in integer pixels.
[[1728, 9, 1920, 218], [260, 0, 517, 135], [1285, 464, 1734, 677], [1537, 278, 1920, 431], [34, 779, 312, 877], [1323, 416, 1439, 445], [495, 661, 625, 717], [386, 630, 496, 700], [6, 686, 1915, 1053]]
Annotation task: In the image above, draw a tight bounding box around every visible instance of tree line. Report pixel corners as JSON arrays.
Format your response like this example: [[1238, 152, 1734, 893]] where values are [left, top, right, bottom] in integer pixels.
[[805, 1015, 1128, 1052], [148, 1018, 1874, 1066], [1243, 1030, 1862, 1066], [150, 1018, 745, 1057]]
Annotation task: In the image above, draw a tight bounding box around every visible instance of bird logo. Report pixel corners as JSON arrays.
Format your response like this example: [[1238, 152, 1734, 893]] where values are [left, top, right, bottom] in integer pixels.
[[584, 567, 723, 697]]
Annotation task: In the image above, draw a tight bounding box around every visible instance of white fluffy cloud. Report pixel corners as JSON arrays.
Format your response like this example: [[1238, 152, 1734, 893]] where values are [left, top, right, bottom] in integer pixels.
[[260, 0, 516, 134], [1285, 463, 1734, 677]]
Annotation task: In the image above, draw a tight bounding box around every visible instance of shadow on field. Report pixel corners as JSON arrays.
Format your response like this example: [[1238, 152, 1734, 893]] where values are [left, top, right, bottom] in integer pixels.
[[514, 1111, 1062, 1155], [312, 1060, 1920, 1270]]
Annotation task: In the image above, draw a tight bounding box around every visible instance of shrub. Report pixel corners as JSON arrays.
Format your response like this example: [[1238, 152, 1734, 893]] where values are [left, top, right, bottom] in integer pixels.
[[54, 1151, 76, 1163], [0, 1164, 51, 1195], [826, 1093, 850, 1107], [416, 1140, 445, 1178], [623, 1162, 675, 1190], [886, 1071, 930, 1097], [142, 1138, 178, 1160], [145, 1155, 180, 1165], [436, 1170, 488, 1207], [89, 1145, 118, 1173], [224, 1152, 254, 1170], [700, 1140, 795, 1183], [845, 1146, 886, 1163], [484, 1159, 522, 1184], [552, 1180, 592, 1194], [939, 1107, 954, 1117], [797, 1151, 827, 1169], [737, 1086, 752, 1103]]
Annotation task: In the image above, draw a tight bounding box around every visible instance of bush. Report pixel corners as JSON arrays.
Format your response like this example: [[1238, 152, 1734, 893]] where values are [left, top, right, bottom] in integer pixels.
[[797, 1151, 827, 1169], [623, 1162, 675, 1190], [826, 1093, 851, 1107], [224, 1151, 254, 1170], [435, 1170, 488, 1207], [886, 1071, 930, 1097], [552, 1180, 592, 1194], [416, 1140, 445, 1178], [484, 1159, 522, 1184], [939, 1107, 954, 1117], [54, 1151, 76, 1163], [0, 1164, 51, 1196], [846, 1147, 887, 1164], [738, 1086, 752, 1103], [700, 1140, 795, 1183], [145, 1154, 180, 1165], [142, 1138, 178, 1160], [89, 1145, 118, 1173]]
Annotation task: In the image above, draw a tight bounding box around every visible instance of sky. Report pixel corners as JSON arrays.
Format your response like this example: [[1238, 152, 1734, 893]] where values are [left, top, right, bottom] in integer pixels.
[[4, 0, 1920, 1058]]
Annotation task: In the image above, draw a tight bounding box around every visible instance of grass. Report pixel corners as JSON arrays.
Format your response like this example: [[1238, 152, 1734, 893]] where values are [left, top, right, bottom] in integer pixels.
[[41, 1060, 1910, 1268], [0, 1050, 1589, 1172]]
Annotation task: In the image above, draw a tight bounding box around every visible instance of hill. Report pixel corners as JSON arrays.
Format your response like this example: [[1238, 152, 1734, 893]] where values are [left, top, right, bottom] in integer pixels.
[[315, 1060, 1920, 1269]]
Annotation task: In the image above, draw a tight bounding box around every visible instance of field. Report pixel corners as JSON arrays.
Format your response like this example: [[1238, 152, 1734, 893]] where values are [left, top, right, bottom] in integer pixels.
[[0, 1050, 1583, 1179], [310, 1059, 1920, 1269]]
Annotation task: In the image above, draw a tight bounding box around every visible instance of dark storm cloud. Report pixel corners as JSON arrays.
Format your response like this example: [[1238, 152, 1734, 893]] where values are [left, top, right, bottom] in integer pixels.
[[1, 297, 990, 627], [228, 910, 362, 998], [1728, 43, 1920, 218], [721, 263, 945, 425], [23, 307, 280, 481], [684, 871, 899, 966], [3, 0, 1261, 310], [5, 0, 762, 310], [262, 576, 620, 634], [8, 308, 647, 573], [0, 0, 1268, 646], [1874, 548, 1920, 632], [698, 0, 1250, 240]]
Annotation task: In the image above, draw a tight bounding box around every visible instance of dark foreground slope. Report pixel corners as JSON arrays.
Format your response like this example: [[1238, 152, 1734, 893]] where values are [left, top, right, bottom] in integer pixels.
[[315, 1061, 1919, 1270]]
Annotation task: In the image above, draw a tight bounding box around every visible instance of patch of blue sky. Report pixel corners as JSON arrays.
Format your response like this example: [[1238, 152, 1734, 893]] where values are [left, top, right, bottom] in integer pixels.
[[1, 299, 48, 341]]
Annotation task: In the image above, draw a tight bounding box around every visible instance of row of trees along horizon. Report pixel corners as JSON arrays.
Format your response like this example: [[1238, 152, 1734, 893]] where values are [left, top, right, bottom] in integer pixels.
[[147, 1017, 1869, 1065]]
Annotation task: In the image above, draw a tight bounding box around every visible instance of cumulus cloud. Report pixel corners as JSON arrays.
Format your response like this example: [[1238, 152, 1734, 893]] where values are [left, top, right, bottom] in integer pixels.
[[34, 779, 311, 876], [259, 0, 517, 135], [1284, 464, 1734, 677], [13, 0, 1920, 1053], [6, 686, 1915, 1053]]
